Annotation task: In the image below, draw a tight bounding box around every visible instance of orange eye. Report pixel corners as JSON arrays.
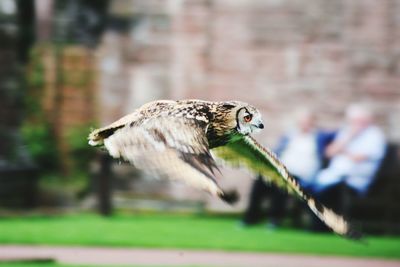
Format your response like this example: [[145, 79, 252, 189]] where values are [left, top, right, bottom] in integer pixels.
[[243, 114, 252, 122]]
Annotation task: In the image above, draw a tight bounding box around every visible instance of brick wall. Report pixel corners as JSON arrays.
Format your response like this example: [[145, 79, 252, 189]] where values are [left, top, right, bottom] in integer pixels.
[[32, 45, 96, 174], [98, 0, 400, 211], [173, 0, 400, 144]]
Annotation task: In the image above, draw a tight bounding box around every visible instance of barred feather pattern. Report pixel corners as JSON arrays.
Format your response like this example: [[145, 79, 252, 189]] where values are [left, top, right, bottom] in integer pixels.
[[88, 99, 360, 239], [212, 135, 360, 239]]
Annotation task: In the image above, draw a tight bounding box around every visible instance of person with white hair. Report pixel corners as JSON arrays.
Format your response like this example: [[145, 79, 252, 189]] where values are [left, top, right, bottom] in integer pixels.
[[313, 104, 386, 196], [308, 104, 386, 232], [278, 109, 332, 188]]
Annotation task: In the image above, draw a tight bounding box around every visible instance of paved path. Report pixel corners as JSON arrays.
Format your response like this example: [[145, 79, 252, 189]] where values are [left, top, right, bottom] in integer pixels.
[[0, 245, 399, 267]]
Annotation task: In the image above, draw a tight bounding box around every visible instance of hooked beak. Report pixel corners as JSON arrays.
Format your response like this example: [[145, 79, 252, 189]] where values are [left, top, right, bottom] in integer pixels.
[[251, 122, 264, 134]]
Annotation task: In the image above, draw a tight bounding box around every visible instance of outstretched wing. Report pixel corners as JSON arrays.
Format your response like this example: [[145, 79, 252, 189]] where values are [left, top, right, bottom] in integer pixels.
[[212, 135, 360, 239], [98, 116, 225, 197], [88, 100, 177, 146]]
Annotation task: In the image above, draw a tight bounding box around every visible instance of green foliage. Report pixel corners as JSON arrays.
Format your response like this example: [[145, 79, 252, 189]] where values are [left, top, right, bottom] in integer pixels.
[[21, 45, 97, 199], [28, 124, 96, 196], [20, 122, 59, 172], [22, 46, 59, 173], [66, 125, 96, 172], [0, 214, 399, 259], [25, 46, 46, 118], [62, 124, 96, 195], [27, 48, 45, 89]]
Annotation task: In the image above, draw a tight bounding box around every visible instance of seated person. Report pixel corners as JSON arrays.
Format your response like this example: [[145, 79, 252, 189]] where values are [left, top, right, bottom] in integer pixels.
[[242, 109, 334, 227], [277, 110, 335, 189], [311, 104, 386, 221]]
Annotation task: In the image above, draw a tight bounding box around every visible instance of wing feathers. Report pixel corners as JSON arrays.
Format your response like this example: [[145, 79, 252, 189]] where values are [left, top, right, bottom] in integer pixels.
[[99, 116, 223, 197], [212, 135, 360, 239], [89, 100, 360, 239]]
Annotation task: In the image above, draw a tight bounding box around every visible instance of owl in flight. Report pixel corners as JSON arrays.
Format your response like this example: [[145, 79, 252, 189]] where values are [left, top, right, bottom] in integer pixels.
[[89, 99, 359, 239]]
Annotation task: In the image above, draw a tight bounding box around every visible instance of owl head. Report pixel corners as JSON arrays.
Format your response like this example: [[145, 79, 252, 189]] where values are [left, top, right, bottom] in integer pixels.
[[221, 101, 264, 135]]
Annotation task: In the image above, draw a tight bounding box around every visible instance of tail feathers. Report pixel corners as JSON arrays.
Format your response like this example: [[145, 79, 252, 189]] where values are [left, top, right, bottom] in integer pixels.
[[88, 125, 124, 147], [88, 129, 103, 146]]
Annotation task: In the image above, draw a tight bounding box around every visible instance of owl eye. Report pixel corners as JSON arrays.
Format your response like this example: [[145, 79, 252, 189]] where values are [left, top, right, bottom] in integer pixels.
[[243, 114, 252, 122]]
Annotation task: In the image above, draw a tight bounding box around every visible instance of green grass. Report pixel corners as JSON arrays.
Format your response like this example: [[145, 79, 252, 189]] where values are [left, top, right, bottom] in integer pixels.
[[0, 213, 399, 259]]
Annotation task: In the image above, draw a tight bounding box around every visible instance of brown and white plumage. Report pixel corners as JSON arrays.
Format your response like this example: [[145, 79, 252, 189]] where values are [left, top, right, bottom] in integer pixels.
[[88, 99, 360, 239]]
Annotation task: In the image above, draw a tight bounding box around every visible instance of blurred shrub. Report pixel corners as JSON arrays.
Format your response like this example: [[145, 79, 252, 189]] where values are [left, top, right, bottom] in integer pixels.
[[21, 122, 59, 172], [22, 46, 81, 199], [27, 47, 45, 89], [24, 46, 46, 119], [66, 124, 96, 174], [22, 46, 59, 173], [21, 121, 96, 197], [22, 44, 98, 203]]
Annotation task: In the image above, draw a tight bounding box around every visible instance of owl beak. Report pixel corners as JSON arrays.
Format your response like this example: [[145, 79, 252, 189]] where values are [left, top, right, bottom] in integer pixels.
[[258, 123, 264, 129]]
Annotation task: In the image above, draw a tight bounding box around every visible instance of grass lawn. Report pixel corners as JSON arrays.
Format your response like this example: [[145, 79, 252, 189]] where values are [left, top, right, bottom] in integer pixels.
[[0, 213, 399, 259]]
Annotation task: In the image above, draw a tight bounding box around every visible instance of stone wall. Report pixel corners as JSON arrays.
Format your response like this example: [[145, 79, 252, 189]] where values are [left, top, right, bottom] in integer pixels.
[[30, 45, 96, 174], [97, 0, 400, 212], [174, 0, 400, 143]]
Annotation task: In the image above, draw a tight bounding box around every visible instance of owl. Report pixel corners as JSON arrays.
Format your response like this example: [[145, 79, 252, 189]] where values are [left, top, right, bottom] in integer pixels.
[[88, 99, 359, 239]]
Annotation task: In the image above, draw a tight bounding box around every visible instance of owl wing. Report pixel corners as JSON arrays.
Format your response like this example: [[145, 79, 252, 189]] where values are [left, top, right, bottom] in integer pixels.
[[99, 116, 228, 199], [212, 135, 361, 239], [88, 100, 177, 146]]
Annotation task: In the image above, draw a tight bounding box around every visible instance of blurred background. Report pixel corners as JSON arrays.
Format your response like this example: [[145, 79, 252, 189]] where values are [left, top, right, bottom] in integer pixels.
[[1, 0, 400, 260]]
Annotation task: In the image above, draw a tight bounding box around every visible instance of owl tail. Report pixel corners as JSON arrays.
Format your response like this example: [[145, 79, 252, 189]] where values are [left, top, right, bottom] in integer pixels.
[[88, 125, 124, 147]]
